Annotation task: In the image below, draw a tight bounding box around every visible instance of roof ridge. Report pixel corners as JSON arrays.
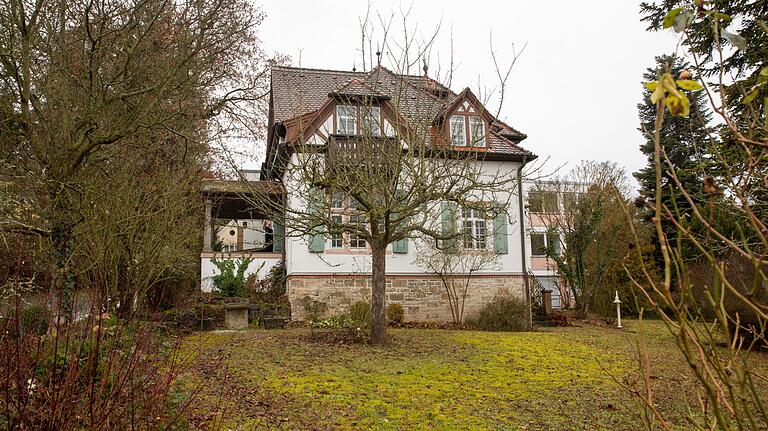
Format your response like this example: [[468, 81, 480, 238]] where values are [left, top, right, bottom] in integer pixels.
[[272, 64, 450, 82], [272, 65, 366, 75]]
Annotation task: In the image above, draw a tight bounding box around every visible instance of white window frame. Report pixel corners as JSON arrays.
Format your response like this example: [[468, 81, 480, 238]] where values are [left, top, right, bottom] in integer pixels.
[[336, 105, 357, 135], [450, 115, 466, 146], [530, 230, 560, 256], [461, 207, 488, 250], [330, 191, 345, 209], [330, 214, 344, 249], [361, 106, 382, 136], [348, 214, 367, 249], [469, 116, 485, 147], [530, 232, 547, 256]]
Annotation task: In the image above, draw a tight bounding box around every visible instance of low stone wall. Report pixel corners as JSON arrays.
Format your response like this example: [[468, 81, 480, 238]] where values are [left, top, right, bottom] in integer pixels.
[[287, 274, 526, 322]]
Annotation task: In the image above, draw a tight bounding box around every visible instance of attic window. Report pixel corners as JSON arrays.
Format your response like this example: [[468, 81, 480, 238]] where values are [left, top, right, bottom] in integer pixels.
[[336, 105, 356, 135], [450, 116, 466, 146], [336, 105, 381, 137], [469, 117, 485, 147], [450, 114, 486, 148]]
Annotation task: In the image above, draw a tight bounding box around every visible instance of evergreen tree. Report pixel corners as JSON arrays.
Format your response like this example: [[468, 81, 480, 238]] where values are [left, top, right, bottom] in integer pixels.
[[634, 55, 714, 260]]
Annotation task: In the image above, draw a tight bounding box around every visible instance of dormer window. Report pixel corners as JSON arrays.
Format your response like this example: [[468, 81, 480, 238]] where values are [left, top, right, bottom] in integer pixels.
[[450, 115, 466, 146], [469, 117, 485, 147], [450, 114, 486, 147], [336, 105, 357, 135], [336, 105, 381, 136]]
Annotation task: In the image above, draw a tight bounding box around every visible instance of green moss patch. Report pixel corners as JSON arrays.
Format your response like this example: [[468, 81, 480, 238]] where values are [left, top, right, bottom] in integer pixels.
[[175, 322, 743, 430]]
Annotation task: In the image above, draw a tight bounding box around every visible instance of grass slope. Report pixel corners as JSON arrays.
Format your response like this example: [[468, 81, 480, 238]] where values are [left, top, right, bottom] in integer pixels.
[[175, 320, 766, 430]]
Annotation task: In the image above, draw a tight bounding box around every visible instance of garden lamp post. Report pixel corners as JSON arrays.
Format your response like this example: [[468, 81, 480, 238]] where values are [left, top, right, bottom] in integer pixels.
[[614, 291, 622, 329]]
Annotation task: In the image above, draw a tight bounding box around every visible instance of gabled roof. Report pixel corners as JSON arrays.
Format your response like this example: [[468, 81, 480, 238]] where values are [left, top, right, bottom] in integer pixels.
[[269, 65, 534, 160]]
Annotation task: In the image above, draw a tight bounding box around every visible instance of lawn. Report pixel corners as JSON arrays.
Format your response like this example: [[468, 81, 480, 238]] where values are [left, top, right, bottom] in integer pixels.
[[174, 320, 767, 430]]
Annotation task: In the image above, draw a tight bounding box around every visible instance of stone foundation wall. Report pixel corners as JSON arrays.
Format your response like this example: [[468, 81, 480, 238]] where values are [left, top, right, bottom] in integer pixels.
[[287, 274, 526, 322]]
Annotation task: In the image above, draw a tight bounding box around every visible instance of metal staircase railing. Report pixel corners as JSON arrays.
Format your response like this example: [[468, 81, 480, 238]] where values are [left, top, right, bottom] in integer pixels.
[[527, 269, 545, 314]]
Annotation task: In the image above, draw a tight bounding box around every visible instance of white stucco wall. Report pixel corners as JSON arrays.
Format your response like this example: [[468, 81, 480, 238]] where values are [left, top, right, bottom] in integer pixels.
[[281, 153, 526, 276], [201, 254, 282, 292]]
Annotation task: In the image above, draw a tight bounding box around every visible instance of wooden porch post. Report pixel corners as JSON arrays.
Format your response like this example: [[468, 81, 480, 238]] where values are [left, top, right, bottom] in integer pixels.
[[203, 199, 213, 252]]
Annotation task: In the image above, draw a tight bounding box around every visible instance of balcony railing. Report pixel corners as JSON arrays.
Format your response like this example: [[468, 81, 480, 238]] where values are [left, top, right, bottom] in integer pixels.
[[327, 134, 400, 165]]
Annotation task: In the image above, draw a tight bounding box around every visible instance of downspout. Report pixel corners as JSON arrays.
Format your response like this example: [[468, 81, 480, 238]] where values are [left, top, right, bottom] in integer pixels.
[[517, 156, 531, 328]]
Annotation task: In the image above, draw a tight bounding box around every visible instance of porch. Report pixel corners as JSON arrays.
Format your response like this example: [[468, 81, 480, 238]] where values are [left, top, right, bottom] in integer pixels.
[[201, 179, 285, 292]]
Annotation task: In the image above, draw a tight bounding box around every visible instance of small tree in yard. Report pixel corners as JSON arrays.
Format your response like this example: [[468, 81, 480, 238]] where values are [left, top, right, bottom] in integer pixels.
[[243, 10, 527, 344], [537, 161, 653, 316], [415, 237, 502, 324]]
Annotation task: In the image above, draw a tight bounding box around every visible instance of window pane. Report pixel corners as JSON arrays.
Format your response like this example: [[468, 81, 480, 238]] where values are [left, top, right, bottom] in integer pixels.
[[349, 196, 362, 210], [450, 115, 466, 146], [331, 192, 344, 209], [330, 215, 343, 248], [531, 233, 547, 256], [361, 106, 381, 136], [543, 192, 559, 213], [336, 105, 356, 135], [469, 117, 485, 147], [476, 220, 486, 249], [528, 192, 544, 213], [546, 231, 561, 254]]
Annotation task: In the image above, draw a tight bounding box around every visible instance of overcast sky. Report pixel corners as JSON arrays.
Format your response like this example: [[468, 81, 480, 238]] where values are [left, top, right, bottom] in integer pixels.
[[256, 0, 680, 190]]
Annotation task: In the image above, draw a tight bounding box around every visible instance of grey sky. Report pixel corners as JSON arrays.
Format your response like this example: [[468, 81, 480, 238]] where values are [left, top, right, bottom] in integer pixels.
[[256, 0, 680, 189]]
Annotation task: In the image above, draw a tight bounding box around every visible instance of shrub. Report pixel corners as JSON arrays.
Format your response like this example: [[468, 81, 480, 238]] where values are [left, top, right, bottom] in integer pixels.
[[349, 301, 371, 329], [196, 304, 225, 330], [210, 258, 252, 297], [469, 296, 530, 332], [19, 303, 50, 336], [386, 303, 404, 325], [1, 305, 188, 429]]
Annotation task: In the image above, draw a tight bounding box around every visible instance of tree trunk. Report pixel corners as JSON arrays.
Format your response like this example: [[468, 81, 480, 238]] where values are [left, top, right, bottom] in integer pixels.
[[370, 242, 387, 344], [51, 210, 76, 323]]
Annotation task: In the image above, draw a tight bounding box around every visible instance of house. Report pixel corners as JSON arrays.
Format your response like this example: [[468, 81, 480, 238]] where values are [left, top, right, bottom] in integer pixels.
[[524, 180, 585, 308], [201, 64, 545, 322]]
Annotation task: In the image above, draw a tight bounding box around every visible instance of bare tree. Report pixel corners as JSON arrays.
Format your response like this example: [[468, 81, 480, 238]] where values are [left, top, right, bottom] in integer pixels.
[[0, 0, 270, 319], [534, 161, 651, 315], [243, 10, 529, 344], [414, 238, 502, 324]]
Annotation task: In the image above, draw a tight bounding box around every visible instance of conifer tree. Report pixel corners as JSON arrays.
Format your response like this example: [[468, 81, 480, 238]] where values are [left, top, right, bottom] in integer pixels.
[[634, 55, 714, 260]]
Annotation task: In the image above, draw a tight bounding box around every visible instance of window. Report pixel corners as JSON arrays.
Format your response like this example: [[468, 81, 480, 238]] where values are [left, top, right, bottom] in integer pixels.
[[562, 192, 584, 212], [348, 214, 367, 248], [336, 105, 357, 135], [331, 192, 344, 209], [530, 233, 547, 256], [450, 115, 466, 146], [330, 215, 343, 249], [546, 231, 561, 255], [531, 231, 560, 256], [462, 207, 487, 250], [528, 191, 559, 213], [469, 116, 485, 147], [361, 106, 381, 136]]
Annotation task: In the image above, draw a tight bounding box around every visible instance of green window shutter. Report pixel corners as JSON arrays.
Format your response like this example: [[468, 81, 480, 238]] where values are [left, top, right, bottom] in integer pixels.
[[393, 238, 408, 254], [272, 210, 284, 253], [440, 201, 458, 251], [492, 203, 508, 254], [308, 187, 325, 253]]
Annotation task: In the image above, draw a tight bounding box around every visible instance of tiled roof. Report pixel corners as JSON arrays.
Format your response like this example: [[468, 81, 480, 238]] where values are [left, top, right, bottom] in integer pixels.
[[270, 65, 534, 159]]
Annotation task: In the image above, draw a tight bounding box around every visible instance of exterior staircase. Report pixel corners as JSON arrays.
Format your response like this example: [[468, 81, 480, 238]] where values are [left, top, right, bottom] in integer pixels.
[[528, 270, 555, 327]]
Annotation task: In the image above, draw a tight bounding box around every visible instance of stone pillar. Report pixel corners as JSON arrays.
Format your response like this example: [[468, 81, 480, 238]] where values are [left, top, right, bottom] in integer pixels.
[[203, 199, 213, 252], [542, 289, 552, 317]]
